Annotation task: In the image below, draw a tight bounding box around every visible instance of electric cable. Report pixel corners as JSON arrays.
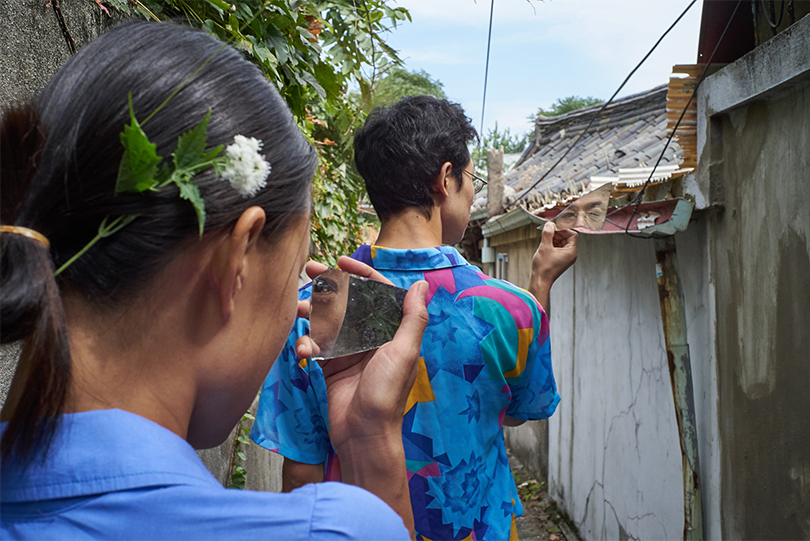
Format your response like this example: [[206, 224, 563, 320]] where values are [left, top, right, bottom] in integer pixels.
[[480, 0, 496, 138], [621, 0, 744, 237], [515, 0, 698, 204], [761, 0, 785, 29]]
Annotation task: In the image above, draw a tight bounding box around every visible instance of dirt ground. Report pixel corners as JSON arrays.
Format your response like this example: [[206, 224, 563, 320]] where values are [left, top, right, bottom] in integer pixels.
[[510, 455, 580, 541]]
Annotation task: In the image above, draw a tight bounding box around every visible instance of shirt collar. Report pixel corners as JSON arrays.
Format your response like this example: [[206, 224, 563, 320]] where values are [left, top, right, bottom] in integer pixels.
[[1, 409, 218, 502], [355, 245, 469, 271]]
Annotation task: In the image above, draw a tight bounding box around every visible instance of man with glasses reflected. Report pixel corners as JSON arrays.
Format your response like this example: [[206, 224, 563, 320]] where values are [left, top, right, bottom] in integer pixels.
[[252, 96, 577, 540]]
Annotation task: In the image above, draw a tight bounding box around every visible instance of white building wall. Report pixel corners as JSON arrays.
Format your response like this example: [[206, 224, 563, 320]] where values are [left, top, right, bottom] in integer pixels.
[[545, 223, 721, 539]]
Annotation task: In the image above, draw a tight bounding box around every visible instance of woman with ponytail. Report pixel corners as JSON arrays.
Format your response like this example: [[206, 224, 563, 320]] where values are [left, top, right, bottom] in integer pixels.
[[0, 21, 426, 540]]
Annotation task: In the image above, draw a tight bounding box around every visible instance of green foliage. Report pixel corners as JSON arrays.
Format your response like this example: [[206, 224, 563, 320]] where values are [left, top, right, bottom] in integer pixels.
[[228, 410, 255, 490], [471, 123, 532, 178], [355, 67, 447, 111], [533, 95, 603, 118], [115, 0, 412, 264], [117, 99, 224, 236]]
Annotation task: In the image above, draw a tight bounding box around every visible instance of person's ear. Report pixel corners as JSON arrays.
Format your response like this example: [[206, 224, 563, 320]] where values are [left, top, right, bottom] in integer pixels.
[[431, 161, 454, 199], [212, 207, 266, 321]]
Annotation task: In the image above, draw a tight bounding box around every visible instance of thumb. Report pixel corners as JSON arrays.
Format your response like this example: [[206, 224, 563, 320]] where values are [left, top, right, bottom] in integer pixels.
[[541, 221, 556, 245], [389, 281, 429, 360]]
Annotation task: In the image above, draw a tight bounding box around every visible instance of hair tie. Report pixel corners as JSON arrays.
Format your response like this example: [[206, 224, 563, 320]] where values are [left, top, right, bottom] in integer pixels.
[[0, 225, 51, 249]]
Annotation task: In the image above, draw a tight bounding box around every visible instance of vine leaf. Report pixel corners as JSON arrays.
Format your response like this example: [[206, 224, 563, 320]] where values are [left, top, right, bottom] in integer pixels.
[[116, 94, 161, 194], [173, 109, 213, 170], [178, 181, 206, 238]]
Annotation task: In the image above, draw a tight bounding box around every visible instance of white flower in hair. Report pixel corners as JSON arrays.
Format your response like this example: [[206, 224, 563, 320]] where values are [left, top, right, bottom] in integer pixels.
[[221, 135, 271, 198]]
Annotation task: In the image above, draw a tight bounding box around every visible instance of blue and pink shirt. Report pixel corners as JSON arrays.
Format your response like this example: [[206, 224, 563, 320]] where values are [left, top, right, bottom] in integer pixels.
[[252, 245, 560, 541]]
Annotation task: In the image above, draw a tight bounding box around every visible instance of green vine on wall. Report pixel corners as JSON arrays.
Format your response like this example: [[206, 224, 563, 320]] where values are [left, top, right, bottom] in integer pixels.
[[227, 410, 255, 489], [109, 0, 410, 265]]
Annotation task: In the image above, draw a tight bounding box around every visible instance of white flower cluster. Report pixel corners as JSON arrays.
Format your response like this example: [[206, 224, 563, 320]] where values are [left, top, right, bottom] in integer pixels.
[[221, 135, 271, 198]]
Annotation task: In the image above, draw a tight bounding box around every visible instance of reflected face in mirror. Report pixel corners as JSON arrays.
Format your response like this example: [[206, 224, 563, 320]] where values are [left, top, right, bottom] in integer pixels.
[[309, 268, 350, 357], [553, 183, 611, 231], [308, 268, 408, 361]]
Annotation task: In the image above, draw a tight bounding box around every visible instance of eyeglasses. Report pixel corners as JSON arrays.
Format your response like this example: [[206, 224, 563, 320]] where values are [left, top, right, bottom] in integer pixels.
[[462, 169, 488, 194]]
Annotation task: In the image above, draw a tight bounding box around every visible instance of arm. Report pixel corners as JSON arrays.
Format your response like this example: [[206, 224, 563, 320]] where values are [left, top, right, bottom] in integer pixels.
[[529, 222, 578, 312], [281, 458, 324, 492], [296, 257, 428, 539]]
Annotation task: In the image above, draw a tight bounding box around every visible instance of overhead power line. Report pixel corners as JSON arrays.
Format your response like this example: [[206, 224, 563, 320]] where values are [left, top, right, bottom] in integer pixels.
[[515, 0, 698, 203], [479, 0, 495, 138]]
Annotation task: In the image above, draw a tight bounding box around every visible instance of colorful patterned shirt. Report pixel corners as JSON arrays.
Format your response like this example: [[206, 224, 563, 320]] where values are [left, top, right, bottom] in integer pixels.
[[252, 245, 560, 541]]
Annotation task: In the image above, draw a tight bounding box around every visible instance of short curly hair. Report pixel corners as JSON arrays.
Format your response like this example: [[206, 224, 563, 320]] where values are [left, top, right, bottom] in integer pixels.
[[354, 96, 478, 221]]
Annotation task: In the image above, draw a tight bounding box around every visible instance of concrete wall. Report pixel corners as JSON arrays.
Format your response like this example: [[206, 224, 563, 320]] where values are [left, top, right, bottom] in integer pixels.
[[0, 0, 124, 109], [497, 14, 810, 540], [697, 15, 810, 538], [495, 221, 722, 540]]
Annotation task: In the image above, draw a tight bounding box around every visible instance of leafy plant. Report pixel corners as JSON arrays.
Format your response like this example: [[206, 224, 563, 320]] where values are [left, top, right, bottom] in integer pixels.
[[228, 409, 255, 489], [533, 95, 603, 118], [471, 123, 532, 178], [352, 67, 447, 111], [115, 0, 411, 264]]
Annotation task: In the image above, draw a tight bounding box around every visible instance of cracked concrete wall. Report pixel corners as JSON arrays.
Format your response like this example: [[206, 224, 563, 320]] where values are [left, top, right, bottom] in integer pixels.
[[545, 232, 692, 540], [0, 0, 126, 110], [492, 226, 720, 540]]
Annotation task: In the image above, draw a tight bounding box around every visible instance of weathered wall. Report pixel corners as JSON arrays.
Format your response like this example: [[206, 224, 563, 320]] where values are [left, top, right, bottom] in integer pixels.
[[0, 0, 125, 110], [493, 223, 722, 539], [697, 15, 810, 539], [708, 75, 810, 541]]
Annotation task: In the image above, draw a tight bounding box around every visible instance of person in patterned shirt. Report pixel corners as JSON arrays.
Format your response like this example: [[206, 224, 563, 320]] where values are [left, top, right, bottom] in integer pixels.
[[252, 96, 578, 540]]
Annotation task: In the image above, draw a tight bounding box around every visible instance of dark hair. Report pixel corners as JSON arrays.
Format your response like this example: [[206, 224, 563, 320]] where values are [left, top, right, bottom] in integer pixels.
[[0, 21, 317, 462], [353, 95, 477, 221]]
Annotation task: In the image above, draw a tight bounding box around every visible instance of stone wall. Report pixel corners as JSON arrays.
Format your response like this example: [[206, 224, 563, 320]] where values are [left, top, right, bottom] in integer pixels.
[[0, 0, 125, 110]]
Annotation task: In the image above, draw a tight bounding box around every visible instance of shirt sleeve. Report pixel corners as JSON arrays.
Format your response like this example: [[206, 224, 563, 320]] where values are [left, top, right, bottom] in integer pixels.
[[251, 287, 332, 465], [309, 483, 411, 540], [504, 290, 561, 420]]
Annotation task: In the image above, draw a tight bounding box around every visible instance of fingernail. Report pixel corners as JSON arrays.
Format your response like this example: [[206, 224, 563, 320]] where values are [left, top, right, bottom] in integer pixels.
[[417, 280, 428, 299]]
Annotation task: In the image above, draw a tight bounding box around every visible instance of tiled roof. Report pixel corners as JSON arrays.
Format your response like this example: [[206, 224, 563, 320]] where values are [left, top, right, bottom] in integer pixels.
[[473, 84, 683, 213]]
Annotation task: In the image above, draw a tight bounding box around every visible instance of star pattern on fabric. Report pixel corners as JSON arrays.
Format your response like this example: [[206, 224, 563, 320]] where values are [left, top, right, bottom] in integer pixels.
[[254, 246, 561, 541], [460, 390, 481, 424], [426, 451, 487, 531], [427, 309, 451, 328]]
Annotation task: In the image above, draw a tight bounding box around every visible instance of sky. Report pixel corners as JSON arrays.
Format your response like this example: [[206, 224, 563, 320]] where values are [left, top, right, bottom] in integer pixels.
[[382, 0, 702, 139]]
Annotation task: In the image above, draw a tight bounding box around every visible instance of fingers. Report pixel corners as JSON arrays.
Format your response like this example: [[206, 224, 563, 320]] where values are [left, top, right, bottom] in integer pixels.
[[388, 280, 429, 360], [337, 256, 394, 286], [553, 228, 578, 248], [541, 221, 556, 247], [295, 335, 319, 359], [297, 299, 311, 319], [305, 260, 329, 280]]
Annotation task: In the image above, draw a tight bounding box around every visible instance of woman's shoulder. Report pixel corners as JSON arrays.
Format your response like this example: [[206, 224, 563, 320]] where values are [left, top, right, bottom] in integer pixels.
[[307, 482, 410, 539], [150, 481, 409, 540]]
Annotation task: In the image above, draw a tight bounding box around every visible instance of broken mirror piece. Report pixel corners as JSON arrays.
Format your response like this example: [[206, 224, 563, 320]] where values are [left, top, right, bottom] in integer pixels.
[[520, 182, 612, 232], [309, 267, 408, 361]]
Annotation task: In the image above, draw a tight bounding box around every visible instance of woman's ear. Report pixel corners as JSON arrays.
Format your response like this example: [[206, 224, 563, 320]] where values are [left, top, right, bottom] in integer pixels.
[[214, 207, 266, 321], [431, 161, 454, 199]]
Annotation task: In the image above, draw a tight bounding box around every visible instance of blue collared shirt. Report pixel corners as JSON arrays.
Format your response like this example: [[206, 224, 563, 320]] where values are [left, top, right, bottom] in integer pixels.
[[1, 408, 408, 540]]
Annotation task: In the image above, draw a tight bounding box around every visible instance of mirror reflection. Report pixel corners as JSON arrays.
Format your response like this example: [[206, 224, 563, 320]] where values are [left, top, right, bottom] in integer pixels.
[[520, 182, 613, 232], [553, 183, 611, 231], [309, 268, 408, 361]]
